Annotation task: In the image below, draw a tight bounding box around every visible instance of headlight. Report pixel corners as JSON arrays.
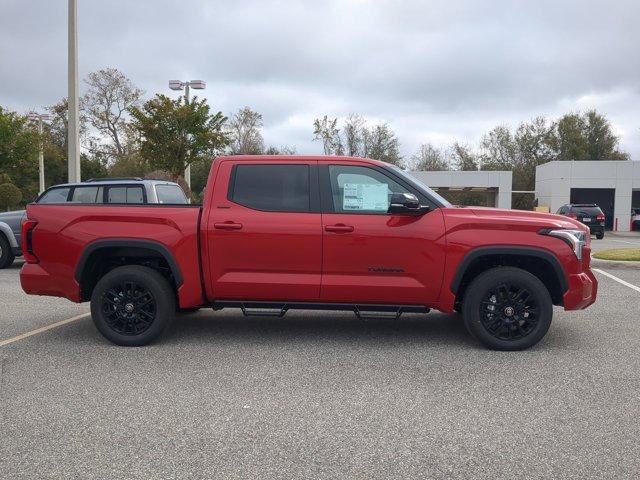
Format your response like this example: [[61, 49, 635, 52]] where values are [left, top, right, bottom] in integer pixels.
[[539, 229, 588, 260]]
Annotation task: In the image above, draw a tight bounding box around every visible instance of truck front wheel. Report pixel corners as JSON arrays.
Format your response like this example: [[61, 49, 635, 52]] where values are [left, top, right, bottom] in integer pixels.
[[90, 265, 175, 346], [462, 267, 553, 351]]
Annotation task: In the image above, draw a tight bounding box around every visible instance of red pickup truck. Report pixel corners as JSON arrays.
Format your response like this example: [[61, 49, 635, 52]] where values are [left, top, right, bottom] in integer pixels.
[[20, 155, 597, 350]]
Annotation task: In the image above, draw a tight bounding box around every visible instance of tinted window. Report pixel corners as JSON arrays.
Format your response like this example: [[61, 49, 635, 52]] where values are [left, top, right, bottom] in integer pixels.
[[38, 188, 70, 203], [328, 165, 411, 214], [71, 186, 102, 203], [570, 206, 602, 216], [230, 164, 310, 212], [155, 184, 187, 204], [107, 186, 144, 204]]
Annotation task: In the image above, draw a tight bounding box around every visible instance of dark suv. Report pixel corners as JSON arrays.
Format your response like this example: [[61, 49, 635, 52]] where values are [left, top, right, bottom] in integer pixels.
[[556, 204, 605, 239], [0, 178, 187, 269]]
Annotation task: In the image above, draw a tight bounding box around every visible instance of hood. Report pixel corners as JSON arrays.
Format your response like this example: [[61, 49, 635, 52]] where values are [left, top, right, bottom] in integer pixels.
[[466, 206, 586, 231]]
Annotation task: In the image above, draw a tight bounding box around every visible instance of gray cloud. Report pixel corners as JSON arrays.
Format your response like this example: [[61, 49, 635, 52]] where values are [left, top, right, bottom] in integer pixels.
[[1, 0, 639, 158]]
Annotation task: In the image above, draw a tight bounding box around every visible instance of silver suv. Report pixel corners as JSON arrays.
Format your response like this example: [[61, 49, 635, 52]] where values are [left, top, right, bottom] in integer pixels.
[[0, 178, 187, 269]]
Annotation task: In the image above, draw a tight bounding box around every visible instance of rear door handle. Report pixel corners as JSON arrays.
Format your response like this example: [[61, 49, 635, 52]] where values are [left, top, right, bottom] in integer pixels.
[[214, 221, 243, 230], [324, 224, 354, 233]]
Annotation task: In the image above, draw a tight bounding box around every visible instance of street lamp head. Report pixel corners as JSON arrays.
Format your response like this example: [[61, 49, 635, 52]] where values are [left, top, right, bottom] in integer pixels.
[[169, 80, 185, 90], [189, 80, 206, 89], [27, 113, 53, 122]]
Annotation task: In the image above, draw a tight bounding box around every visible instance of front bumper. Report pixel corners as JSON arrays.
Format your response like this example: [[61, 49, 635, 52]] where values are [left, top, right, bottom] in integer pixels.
[[563, 268, 598, 310]]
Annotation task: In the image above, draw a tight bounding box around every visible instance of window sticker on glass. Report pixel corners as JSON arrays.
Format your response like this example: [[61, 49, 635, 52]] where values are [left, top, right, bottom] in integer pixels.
[[343, 183, 389, 211]]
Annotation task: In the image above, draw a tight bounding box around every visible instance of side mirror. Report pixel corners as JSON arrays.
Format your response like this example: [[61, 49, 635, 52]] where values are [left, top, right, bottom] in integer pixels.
[[387, 192, 430, 215]]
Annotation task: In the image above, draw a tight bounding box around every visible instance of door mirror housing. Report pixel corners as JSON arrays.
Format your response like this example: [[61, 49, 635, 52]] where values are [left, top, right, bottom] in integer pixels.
[[387, 192, 430, 215]]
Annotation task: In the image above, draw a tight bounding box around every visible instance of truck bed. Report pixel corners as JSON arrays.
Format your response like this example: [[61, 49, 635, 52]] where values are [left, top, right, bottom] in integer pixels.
[[20, 204, 203, 307]]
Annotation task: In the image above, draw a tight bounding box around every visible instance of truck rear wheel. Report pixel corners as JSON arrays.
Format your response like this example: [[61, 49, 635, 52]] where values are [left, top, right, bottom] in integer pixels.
[[90, 265, 175, 346], [462, 267, 552, 351]]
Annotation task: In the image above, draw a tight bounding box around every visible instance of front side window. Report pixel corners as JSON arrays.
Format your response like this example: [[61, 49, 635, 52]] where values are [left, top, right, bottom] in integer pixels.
[[328, 165, 411, 214], [38, 187, 70, 203], [71, 186, 103, 203], [230, 164, 310, 212], [107, 186, 144, 204], [155, 184, 187, 204]]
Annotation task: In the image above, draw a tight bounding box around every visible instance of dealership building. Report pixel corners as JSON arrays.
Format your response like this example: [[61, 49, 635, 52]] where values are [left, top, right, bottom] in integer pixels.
[[534, 160, 640, 232], [410, 160, 640, 232]]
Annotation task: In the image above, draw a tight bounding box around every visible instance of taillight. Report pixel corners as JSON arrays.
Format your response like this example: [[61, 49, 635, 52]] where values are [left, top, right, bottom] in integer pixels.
[[567, 213, 578, 219], [597, 213, 605, 221], [21, 219, 38, 264]]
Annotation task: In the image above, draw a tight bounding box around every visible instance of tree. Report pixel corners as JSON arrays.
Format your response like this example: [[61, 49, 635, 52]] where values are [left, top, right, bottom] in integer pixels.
[[313, 115, 342, 155], [83, 68, 143, 162], [343, 114, 365, 156], [549, 110, 628, 161], [264, 145, 297, 155], [0, 107, 40, 202], [0, 183, 22, 210], [411, 143, 450, 171], [228, 107, 265, 155], [450, 142, 478, 171], [129, 94, 229, 181], [363, 123, 403, 166]]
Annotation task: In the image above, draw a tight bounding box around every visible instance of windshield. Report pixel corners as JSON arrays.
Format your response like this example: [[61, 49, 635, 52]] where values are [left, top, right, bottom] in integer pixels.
[[387, 165, 453, 207]]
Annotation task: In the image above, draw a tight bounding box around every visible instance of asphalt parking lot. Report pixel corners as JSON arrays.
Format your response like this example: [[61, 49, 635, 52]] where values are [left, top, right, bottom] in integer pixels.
[[1, 235, 640, 479]]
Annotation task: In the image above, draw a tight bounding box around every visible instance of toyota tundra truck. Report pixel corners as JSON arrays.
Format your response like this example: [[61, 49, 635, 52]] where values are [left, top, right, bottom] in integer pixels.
[[20, 156, 597, 350]]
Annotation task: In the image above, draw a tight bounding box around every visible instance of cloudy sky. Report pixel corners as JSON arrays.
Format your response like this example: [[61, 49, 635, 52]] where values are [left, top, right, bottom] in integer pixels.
[[1, 0, 639, 159]]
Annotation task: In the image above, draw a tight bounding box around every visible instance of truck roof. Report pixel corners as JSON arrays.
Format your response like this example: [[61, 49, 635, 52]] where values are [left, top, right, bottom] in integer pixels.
[[51, 178, 181, 188], [216, 155, 389, 167]]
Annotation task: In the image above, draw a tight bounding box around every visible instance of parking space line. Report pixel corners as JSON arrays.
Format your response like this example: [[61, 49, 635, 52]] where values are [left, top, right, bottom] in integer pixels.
[[593, 268, 640, 293], [0, 312, 90, 348]]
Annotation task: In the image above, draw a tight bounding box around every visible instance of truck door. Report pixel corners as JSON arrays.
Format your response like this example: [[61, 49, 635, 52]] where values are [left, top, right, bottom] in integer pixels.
[[319, 162, 446, 305], [205, 160, 322, 301]]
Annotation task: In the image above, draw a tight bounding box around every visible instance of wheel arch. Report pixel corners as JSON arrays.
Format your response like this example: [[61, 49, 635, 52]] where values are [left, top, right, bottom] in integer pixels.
[[0, 221, 19, 248], [451, 246, 568, 307], [75, 239, 183, 301]]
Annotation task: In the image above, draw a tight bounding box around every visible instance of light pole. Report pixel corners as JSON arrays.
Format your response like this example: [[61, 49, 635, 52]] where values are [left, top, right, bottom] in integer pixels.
[[168, 80, 206, 189], [68, 0, 81, 182], [27, 113, 53, 193]]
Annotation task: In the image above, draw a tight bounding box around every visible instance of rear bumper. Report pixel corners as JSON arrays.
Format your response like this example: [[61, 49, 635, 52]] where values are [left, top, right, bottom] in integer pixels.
[[20, 263, 81, 302], [563, 269, 598, 310], [587, 225, 604, 234]]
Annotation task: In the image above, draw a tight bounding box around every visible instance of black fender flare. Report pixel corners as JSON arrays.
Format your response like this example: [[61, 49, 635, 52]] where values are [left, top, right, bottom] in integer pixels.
[[450, 246, 568, 294], [74, 239, 183, 287]]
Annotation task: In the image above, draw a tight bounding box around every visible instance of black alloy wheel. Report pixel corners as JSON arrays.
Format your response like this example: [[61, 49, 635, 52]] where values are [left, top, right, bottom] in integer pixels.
[[462, 267, 553, 350], [480, 283, 539, 341], [91, 265, 175, 346], [101, 280, 157, 336]]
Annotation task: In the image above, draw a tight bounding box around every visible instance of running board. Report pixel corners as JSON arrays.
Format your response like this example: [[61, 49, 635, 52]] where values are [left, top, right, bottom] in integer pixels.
[[213, 301, 429, 320]]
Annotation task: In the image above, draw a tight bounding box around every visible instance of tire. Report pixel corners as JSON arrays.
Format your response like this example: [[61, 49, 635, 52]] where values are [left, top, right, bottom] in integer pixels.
[[462, 267, 553, 351], [596, 232, 604, 240], [90, 265, 175, 346], [0, 235, 15, 269]]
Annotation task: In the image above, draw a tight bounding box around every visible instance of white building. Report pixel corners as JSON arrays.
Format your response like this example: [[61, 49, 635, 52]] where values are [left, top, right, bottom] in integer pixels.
[[410, 170, 513, 209], [535, 160, 640, 232]]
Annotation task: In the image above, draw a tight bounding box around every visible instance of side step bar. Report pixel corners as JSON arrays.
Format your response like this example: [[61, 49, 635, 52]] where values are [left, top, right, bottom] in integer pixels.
[[213, 301, 429, 320]]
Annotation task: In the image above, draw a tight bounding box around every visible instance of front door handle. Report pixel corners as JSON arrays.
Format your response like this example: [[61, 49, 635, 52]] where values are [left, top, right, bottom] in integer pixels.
[[324, 224, 354, 233], [214, 221, 243, 230]]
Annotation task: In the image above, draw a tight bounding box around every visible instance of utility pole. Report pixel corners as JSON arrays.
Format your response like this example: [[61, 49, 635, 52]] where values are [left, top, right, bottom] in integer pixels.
[[28, 113, 52, 193], [68, 0, 81, 182], [168, 80, 206, 189]]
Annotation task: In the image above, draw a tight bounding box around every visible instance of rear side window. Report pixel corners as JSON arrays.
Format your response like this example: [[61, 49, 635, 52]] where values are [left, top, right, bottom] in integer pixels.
[[38, 187, 70, 203], [155, 185, 187, 204], [229, 164, 310, 212], [71, 186, 103, 203], [107, 186, 144, 204]]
